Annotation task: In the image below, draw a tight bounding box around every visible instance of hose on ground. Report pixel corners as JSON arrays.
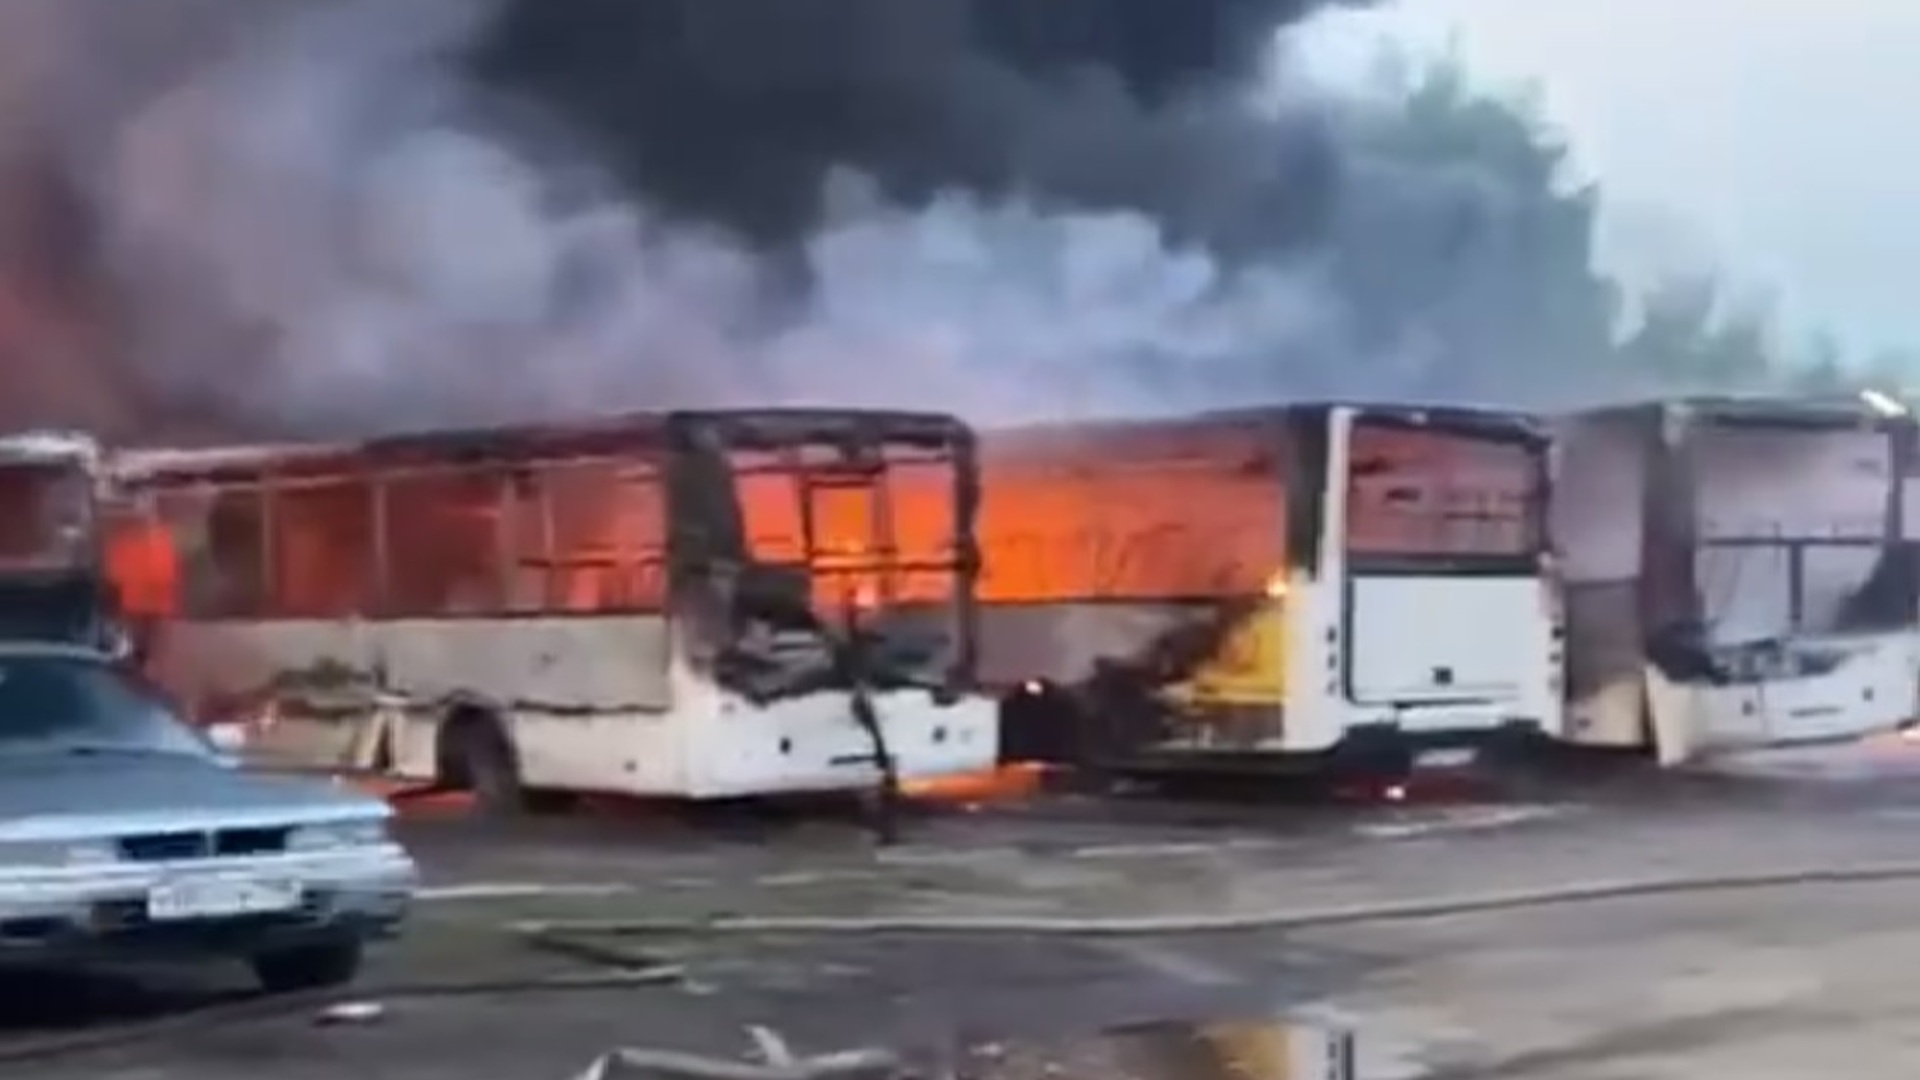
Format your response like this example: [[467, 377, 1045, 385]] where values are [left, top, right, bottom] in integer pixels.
[[510, 859, 1920, 938], [19, 860, 1920, 1064], [575, 1045, 899, 1080]]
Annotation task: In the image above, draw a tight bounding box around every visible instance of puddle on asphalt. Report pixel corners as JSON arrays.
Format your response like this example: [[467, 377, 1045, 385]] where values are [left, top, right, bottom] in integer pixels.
[[956, 1012, 1418, 1080]]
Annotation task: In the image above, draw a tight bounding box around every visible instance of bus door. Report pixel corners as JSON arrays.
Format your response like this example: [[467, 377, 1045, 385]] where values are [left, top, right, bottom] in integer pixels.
[[1338, 412, 1551, 723]]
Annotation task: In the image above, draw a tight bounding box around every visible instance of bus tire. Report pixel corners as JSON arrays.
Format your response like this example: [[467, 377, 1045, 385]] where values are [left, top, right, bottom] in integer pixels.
[[437, 707, 538, 817]]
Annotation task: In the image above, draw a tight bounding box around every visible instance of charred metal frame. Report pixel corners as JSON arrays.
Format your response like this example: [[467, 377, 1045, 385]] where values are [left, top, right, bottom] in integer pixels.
[[1635, 397, 1913, 638], [663, 409, 981, 699], [122, 409, 984, 693], [0, 431, 116, 649], [1559, 397, 1917, 686]]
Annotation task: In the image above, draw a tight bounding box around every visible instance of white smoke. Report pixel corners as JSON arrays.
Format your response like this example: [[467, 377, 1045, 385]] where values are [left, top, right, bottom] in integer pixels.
[[0, 0, 1365, 433]]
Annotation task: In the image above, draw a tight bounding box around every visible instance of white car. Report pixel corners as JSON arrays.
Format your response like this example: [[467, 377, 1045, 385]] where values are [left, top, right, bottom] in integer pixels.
[[0, 643, 415, 991]]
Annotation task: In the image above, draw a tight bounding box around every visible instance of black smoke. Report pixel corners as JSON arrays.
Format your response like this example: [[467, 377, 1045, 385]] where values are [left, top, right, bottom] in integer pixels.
[[0, 0, 1623, 437], [468, 0, 1359, 253]]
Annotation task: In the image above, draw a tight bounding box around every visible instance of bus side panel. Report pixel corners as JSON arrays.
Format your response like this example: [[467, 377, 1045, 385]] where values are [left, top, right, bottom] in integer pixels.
[[677, 686, 999, 799], [145, 618, 376, 770], [373, 616, 675, 790], [146, 615, 677, 792], [976, 601, 1215, 690], [1550, 415, 1650, 747]]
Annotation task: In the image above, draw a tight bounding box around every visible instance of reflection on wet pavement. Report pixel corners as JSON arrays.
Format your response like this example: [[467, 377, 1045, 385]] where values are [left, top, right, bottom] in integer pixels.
[[570, 1014, 1384, 1080], [959, 1014, 1374, 1080], [2, 943, 1412, 1080]]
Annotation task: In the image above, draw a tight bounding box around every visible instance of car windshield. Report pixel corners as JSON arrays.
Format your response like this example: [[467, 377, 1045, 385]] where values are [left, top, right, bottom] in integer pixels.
[[0, 655, 211, 759]]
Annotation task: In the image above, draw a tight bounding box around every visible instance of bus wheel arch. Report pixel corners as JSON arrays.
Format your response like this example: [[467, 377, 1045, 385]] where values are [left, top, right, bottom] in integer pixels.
[[435, 700, 530, 814]]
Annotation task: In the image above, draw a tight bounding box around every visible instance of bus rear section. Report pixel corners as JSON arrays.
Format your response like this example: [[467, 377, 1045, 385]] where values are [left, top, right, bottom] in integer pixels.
[[1310, 406, 1562, 767], [979, 404, 1560, 778], [1554, 399, 1919, 764], [108, 410, 996, 805]]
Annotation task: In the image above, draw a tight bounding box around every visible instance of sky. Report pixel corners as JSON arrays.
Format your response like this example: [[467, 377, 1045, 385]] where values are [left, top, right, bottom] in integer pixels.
[[1298, 0, 1920, 362]]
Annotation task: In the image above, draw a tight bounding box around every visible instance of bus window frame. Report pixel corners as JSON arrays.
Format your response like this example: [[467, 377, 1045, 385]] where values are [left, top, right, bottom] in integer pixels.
[[263, 471, 381, 620], [665, 418, 982, 689], [1336, 409, 1550, 577], [514, 455, 670, 617], [1662, 407, 1913, 637], [120, 410, 985, 642], [166, 480, 272, 621]]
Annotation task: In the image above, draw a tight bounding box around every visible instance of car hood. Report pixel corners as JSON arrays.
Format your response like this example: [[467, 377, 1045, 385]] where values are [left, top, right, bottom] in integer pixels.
[[0, 751, 386, 841]]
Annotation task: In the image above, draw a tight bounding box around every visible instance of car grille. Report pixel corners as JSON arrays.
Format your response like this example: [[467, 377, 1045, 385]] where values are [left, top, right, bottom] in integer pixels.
[[116, 827, 290, 862], [82, 892, 329, 943]]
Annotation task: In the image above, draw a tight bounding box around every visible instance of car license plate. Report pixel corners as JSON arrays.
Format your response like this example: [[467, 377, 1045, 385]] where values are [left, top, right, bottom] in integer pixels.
[[146, 877, 302, 922], [1414, 748, 1477, 769]]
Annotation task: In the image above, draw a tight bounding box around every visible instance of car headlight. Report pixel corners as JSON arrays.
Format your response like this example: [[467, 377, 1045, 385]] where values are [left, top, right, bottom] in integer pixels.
[[0, 838, 118, 868], [287, 819, 390, 852]]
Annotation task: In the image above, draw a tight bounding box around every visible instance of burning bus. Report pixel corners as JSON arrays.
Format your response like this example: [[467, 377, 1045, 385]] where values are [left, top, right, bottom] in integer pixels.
[[974, 402, 1564, 777], [105, 409, 997, 807], [0, 429, 118, 648], [1554, 396, 1920, 764]]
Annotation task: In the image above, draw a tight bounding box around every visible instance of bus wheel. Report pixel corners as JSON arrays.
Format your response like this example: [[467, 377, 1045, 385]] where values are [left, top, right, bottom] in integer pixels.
[[438, 708, 537, 817]]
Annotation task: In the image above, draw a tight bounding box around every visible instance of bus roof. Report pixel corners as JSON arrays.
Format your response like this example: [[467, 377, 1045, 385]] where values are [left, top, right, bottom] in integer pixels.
[[0, 430, 101, 466], [1567, 394, 1901, 431], [114, 408, 972, 485], [112, 442, 353, 483], [365, 408, 968, 460], [982, 401, 1544, 456]]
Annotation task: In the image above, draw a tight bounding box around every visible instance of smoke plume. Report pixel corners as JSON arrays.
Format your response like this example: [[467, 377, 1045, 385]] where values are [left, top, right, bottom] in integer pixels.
[[0, 0, 1608, 439]]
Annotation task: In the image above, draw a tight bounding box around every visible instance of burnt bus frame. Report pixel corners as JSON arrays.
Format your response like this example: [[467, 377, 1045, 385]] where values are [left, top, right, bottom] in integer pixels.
[[662, 409, 983, 686], [122, 410, 984, 682], [0, 438, 108, 575], [1626, 398, 1916, 637]]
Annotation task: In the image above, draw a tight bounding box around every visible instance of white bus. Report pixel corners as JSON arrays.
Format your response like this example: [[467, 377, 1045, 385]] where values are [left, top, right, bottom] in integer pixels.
[[1554, 397, 1920, 763], [108, 409, 999, 808], [979, 402, 1564, 778], [0, 429, 116, 648]]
